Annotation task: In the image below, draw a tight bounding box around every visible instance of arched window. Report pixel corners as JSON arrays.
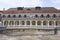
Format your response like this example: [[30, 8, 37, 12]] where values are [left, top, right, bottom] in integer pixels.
[[46, 14, 50, 18], [21, 21, 25, 25], [24, 15, 27, 18], [53, 14, 56, 18], [49, 21, 54, 26], [32, 21, 36, 25], [40, 14, 44, 18], [2, 15, 6, 18], [13, 15, 16, 18], [26, 21, 30, 25], [15, 21, 19, 25], [18, 15, 21, 18], [35, 14, 38, 18], [9, 21, 14, 25], [55, 21, 59, 26], [59, 21, 60, 25], [43, 21, 47, 25], [4, 21, 8, 25], [37, 21, 41, 25], [8, 15, 11, 18]]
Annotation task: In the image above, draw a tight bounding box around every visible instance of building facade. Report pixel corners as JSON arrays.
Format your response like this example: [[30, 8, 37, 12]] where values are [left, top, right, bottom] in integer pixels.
[[0, 7, 60, 35]]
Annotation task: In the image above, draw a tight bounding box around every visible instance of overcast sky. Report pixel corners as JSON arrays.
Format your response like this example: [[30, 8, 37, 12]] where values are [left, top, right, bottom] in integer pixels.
[[0, 0, 60, 10]]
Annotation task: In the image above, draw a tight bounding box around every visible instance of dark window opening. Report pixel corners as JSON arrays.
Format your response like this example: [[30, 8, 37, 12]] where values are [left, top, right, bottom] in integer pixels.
[[2, 15, 6, 18], [21, 21, 25, 25], [40, 14, 44, 18], [13, 15, 16, 18], [19, 15, 21, 18], [35, 14, 38, 18], [8, 15, 11, 18], [26, 21, 30, 25], [24, 15, 27, 18], [35, 7, 41, 10], [17, 7, 23, 10], [53, 14, 57, 18], [46, 14, 50, 18]]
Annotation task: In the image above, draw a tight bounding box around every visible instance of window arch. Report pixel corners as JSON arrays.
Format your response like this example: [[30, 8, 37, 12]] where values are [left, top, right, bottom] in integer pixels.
[[52, 14, 57, 18], [8, 15, 11, 18], [13, 15, 16, 18], [32, 21, 36, 25], [26, 21, 30, 25], [46, 14, 50, 18], [55, 21, 59, 26], [24, 15, 27, 18], [35, 14, 38, 18], [15, 21, 19, 25], [59, 21, 60, 25], [2, 15, 6, 18], [40, 14, 44, 18], [4, 21, 8, 25], [49, 21, 54, 26], [43, 21, 47, 25], [37, 21, 41, 25], [18, 15, 21, 18], [9, 21, 14, 25]]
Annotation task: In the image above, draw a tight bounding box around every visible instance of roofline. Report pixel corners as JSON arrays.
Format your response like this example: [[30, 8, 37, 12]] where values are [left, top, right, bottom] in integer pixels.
[[0, 10, 60, 14]]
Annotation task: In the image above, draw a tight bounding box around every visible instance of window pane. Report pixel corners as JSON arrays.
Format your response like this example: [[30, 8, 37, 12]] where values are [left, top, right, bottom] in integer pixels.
[[49, 21, 54, 25], [15, 21, 19, 25], [53, 14, 56, 18], [37, 21, 41, 25], [59, 21, 60, 25], [9, 21, 14, 25], [4, 21, 8, 25], [35, 14, 38, 18], [21, 21, 25, 25], [43, 21, 47, 25], [8, 15, 11, 18], [46, 14, 50, 18], [55, 21, 58, 26], [26, 21, 30, 25], [32, 21, 36, 25]]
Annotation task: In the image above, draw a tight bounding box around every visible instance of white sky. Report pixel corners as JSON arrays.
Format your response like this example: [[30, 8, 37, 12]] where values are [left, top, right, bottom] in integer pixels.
[[0, 0, 60, 10]]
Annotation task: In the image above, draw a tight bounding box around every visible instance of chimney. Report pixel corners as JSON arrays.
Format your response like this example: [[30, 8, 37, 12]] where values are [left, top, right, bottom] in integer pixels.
[[35, 6, 41, 10], [17, 7, 24, 10]]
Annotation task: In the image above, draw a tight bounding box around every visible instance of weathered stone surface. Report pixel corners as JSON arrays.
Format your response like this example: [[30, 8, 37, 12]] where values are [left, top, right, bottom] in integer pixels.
[[0, 34, 60, 40]]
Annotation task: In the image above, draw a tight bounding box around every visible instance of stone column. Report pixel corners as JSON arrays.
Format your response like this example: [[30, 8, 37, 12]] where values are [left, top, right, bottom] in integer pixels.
[[14, 20, 15, 26], [25, 20, 26, 26], [3, 21, 4, 26], [48, 21, 49, 27], [41, 21, 43, 27], [8, 20, 9, 26], [19, 20, 20, 26], [54, 21, 56, 27], [36, 21, 37, 26], [30, 20, 32, 27]]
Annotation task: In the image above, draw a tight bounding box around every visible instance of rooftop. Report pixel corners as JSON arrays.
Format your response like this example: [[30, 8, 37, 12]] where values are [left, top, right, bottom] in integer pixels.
[[0, 7, 60, 14]]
